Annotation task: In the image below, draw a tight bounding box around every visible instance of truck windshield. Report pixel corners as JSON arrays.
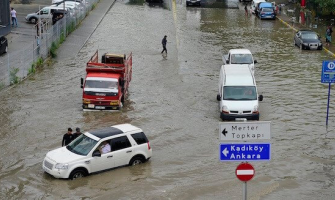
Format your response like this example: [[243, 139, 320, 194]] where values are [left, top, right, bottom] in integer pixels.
[[223, 86, 257, 100], [231, 54, 253, 64], [84, 80, 118, 89], [66, 134, 98, 156]]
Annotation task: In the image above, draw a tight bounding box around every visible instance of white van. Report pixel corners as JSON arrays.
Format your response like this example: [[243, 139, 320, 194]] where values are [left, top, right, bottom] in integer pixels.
[[217, 65, 263, 121]]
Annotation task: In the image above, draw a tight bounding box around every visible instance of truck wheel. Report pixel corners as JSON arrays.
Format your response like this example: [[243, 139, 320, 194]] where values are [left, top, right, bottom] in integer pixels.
[[69, 169, 87, 180], [121, 96, 125, 104], [30, 17, 37, 24], [101, 55, 106, 63], [129, 156, 145, 166]]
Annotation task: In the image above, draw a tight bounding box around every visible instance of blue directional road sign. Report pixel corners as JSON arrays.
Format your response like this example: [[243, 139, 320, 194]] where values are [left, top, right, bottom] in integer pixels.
[[321, 61, 335, 83], [220, 143, 271, 162]]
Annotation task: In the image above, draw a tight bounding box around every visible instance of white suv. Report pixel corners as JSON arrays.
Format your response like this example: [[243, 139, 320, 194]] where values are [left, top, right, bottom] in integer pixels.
[[43, 124, 152, 179]]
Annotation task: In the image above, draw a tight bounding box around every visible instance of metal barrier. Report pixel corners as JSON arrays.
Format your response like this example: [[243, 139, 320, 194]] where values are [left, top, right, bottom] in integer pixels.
[[0, 0, 99, 87]]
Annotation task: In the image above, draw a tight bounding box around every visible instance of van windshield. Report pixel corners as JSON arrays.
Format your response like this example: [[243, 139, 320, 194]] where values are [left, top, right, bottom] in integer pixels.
[[223, 86, 257, 100], [67, 134, 98, 156], [231, 54, 253, 64]]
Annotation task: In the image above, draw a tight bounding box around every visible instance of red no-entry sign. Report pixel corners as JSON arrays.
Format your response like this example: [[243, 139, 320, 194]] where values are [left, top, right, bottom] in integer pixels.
[[235, 163, 255, 182]]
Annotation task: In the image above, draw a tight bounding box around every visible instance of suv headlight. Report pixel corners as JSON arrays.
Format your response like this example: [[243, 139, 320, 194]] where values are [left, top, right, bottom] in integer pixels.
[[303, 43, 308, 46], [55, 163, 69, 169]]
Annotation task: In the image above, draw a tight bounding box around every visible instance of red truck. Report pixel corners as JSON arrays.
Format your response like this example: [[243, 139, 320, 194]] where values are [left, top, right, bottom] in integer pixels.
[[80, 50, 132, 110]]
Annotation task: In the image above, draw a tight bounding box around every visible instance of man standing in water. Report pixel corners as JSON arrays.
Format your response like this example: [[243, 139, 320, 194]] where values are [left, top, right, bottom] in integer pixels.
[[161, 35, 167, 54], [62, 128, 73, 146]]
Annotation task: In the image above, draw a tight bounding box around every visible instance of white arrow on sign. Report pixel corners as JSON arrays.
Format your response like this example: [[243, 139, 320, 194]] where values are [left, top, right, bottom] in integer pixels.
[[222, 148, 229, 157]]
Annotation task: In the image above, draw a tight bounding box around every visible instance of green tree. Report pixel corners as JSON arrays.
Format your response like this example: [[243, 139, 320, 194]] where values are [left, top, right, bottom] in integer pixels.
[[312, 0, 335, 14]]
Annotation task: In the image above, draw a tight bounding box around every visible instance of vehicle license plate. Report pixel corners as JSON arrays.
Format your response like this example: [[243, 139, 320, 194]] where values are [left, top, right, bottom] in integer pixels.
[[95, 106, 105, 109], [88, 104, 95, 108]]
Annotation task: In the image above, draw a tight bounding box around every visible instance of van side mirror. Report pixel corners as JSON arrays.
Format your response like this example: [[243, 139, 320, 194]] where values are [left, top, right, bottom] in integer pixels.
[[80, 78, 84, 88], [217, 94, 221, 101], [259, 95, 263, 101], [254, 60, 257, 64], [92, 151, 101, 157]]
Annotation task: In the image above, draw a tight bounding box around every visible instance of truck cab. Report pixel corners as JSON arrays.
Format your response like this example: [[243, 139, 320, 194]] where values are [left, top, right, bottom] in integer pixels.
[[222, 49, 257, 74], [81, 50, 132, 111]]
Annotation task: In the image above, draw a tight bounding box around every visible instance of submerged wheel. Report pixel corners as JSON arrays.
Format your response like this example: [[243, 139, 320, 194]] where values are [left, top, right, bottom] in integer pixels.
[[30, 17, 37, 24], [69, 169, 86, 180], [129, 156, 145, 166]]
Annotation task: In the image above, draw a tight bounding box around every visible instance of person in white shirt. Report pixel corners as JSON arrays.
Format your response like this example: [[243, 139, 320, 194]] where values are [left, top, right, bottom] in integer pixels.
[[99, 141, 111, 154], [11, 8, 18, 27]]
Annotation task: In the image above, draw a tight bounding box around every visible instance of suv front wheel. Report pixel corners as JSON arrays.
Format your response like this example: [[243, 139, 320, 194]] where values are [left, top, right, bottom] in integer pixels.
[[129, 156, 145, 166], [69, 169, 87, 180]]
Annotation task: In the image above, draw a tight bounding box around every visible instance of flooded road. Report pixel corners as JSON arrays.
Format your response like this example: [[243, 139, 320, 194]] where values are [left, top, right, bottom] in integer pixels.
[[1, 0, 335, 199]]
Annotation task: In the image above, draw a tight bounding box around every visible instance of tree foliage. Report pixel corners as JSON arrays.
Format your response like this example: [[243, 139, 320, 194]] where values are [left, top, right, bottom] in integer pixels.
[[311, 0, 335, 14]]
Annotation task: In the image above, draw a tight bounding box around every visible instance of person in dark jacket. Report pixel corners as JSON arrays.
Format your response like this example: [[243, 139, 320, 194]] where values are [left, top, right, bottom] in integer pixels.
[[62, 128, 73, 146], [161, 35, 167, 54], [72, 127, 82, 140]]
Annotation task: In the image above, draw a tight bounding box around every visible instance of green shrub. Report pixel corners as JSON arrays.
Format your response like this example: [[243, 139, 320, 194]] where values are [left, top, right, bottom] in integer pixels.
[[49, 42, 58, 58], [10, 67, 20, 85], [28, 63, 36, 75]]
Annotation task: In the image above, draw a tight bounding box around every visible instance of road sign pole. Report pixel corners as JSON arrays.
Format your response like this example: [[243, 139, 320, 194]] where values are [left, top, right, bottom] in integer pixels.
[[326, 83, 331, 126], [243, 182, 247, 200]]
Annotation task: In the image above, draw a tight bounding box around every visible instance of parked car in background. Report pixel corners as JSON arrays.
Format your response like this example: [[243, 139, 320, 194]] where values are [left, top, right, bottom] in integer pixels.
[[0, 35, 8, 55], [251, 0, 266, 14], [25, 6, 68, 24], [43, 124, 152, 180], [186, 0, 201, 6], [294, 30, 323, 50], [255, 2, 273, 16], [258, 7, 276, 19]]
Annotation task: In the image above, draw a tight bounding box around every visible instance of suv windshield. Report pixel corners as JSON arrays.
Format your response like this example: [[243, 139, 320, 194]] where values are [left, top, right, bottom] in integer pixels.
[[231, 54, 253, 64], [223, 86, 257, 100], [67, 134, 98, 156]]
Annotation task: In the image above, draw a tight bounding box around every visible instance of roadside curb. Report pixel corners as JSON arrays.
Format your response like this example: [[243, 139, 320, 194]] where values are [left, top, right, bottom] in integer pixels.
[[276, 16, 335, 58]]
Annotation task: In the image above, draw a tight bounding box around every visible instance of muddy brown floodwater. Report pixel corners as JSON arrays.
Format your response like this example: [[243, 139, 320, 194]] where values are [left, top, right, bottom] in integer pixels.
[[1, 0, 335, 199]]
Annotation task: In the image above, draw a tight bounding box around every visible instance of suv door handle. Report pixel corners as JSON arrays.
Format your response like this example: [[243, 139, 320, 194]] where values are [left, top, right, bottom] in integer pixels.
[[107, 155, 113, 158], [126, 150, 132, 153]]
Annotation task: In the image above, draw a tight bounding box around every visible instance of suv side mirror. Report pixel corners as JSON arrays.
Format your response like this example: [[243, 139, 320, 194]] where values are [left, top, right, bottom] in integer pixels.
[[226, 60, 229, 64], [80, 78, 84, 88], [217, 94, 221, 101], [259, 94, 263, 101], [254, 60, 257, 64], [92, 151, 101, 157]]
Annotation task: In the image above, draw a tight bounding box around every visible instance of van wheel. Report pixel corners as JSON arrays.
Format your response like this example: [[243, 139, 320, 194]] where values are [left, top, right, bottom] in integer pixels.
[[30, 17, 37, 24], [129, 156, 145, 166], [69, 169, 87, 180]]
